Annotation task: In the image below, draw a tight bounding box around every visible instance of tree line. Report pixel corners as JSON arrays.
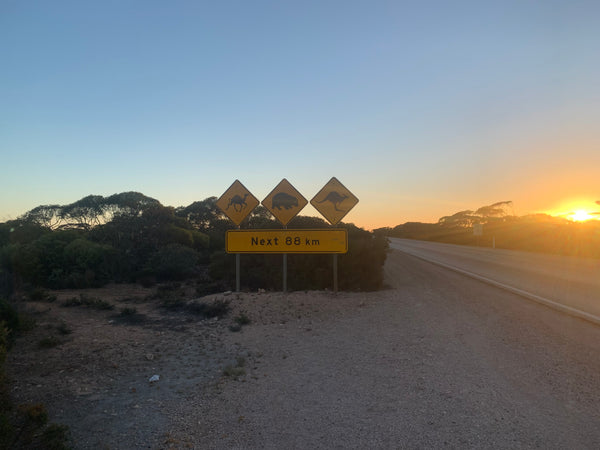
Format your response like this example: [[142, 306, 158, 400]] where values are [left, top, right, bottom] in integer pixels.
[[0, 192, 388, 298], [376, 200, 600, 259]]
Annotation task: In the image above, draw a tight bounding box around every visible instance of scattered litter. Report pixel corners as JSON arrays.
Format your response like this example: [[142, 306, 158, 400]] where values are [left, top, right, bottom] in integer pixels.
[[149, 374, 160, 383], [258, 288, 266, 294], [223, 291, 232, 296]]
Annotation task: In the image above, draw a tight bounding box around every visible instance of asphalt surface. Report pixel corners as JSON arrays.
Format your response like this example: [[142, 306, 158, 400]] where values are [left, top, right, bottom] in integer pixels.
[[389, 238, 600, 321], [176, 248, 600, 449]]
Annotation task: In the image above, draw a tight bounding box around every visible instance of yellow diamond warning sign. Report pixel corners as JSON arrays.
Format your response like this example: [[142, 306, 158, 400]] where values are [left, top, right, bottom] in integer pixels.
[[262, 179, 308, 226], [310, 177, 359, 225], [216, 180, 259, 225]]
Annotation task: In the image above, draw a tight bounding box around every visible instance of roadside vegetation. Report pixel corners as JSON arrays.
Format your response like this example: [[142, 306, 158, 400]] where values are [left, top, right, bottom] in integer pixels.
[[0, 191, 388, 447], [0, 192, 387, 297], [376, 200, 600, 259], [1, 298, 70, 449]]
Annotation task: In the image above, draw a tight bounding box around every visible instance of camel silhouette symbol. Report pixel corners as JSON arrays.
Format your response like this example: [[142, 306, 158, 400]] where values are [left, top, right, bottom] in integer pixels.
[[318, 191, 348, 212], [227, 194, 249, 212]]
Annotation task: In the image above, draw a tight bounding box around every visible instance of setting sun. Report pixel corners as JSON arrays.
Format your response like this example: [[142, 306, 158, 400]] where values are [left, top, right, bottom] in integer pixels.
[[546, 199, 600, 223], [570, 210, 593, 222]]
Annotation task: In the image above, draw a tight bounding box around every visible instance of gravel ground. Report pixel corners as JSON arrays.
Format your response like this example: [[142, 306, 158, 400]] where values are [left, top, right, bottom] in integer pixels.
[[6, 249, 600, 449]]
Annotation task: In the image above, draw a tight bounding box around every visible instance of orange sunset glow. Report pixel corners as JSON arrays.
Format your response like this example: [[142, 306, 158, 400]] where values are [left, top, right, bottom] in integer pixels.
[[569, 210, 594, 222], [545, 199, 600, 223]]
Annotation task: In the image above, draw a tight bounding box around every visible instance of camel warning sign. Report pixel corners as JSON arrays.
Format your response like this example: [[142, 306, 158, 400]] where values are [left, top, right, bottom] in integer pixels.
[[310, 177, 359, 225], [216, 180, 259, 225], [262, 179, 308, 226]]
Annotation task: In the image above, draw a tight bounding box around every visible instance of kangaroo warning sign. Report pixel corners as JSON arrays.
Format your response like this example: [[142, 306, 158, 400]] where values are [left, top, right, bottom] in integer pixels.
[[262, 179, 308, 226], [311, 177, 359, 225], [216, 180, 259, 225], [226, 229, 347, 253]]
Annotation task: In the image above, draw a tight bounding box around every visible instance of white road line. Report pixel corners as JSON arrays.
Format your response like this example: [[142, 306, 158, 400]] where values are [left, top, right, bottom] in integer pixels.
[[395, 248, 600, 327]]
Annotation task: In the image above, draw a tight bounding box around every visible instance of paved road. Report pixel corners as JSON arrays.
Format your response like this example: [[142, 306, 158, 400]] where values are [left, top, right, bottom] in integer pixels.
[[389, 238, 600, 322], [176, 249, 600, 449]]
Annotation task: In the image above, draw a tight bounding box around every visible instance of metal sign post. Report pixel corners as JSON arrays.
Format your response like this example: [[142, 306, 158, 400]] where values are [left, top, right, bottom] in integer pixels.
[[283, 225, 287, 292], [283, 254, 287, 292], [216, 180, 260, 293], [333, 253, 338, 293], [236, 253, 240, 292], [235, 226, 241, 292], [261, 180, 308, 293], [473, 223, 483, 247], [311, 177, 359, 293]]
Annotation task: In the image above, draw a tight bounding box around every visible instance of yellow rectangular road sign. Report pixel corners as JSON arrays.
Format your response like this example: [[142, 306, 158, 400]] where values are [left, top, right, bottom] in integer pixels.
[[226, 229, 348, 254]]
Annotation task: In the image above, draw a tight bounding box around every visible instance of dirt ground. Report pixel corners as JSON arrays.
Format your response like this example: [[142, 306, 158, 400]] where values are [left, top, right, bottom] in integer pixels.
[[6, 281, 376, 449], [6, 250, 600, 449]]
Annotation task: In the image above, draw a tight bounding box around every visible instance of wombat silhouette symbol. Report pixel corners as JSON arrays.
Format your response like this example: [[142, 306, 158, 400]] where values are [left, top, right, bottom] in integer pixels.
[[262, 178, 308, 226], [272, 192, 298, 210], [317, 191, 348, 212]]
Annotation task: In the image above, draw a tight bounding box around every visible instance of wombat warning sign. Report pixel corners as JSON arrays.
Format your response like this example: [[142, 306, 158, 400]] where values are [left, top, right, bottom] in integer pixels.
[[262, 179, 308, 226]]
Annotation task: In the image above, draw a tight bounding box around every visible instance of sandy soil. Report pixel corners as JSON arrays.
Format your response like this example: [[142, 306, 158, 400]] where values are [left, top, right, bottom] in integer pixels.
[[5, 282, 377, 449], [6, 250, 600, 449]]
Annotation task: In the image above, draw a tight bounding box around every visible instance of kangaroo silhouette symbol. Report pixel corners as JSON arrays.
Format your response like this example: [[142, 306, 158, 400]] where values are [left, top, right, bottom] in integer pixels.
[[318, 191, 348, 212]]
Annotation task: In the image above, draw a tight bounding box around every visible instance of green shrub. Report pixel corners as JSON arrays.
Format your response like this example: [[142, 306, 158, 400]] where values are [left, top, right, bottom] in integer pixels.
[[3, 403, 71, 449], [0, 321, 11, 446], [61, 294, 114, 310], [153, 283, 188, 310], [0, 299, 19, 348], [146, 244, 200, 280], [56, 322, 72, 335], [61, 297, 82, 307], [339, 226, 388, 291], [0, 322, 7, 365], [27, 287, 47, 301], [40, 423, 71, 449], [0, 322, 8, 407], [38, 336, 61, 349], [119, 307, 137, 316], [185, 299, 230, 318], [19, 403, 48, 427], [234, 312, 251, 326], [195, 280, 227, 297], [223, 357, 246, 379]]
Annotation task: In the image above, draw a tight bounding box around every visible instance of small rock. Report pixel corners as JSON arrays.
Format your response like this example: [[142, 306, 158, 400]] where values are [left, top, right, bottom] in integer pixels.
[[145, 353, 154, 361], [149, 374, 160, 383]]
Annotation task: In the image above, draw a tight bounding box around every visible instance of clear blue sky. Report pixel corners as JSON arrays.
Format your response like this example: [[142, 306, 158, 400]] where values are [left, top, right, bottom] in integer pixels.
[[2, 1, 599, 229]]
